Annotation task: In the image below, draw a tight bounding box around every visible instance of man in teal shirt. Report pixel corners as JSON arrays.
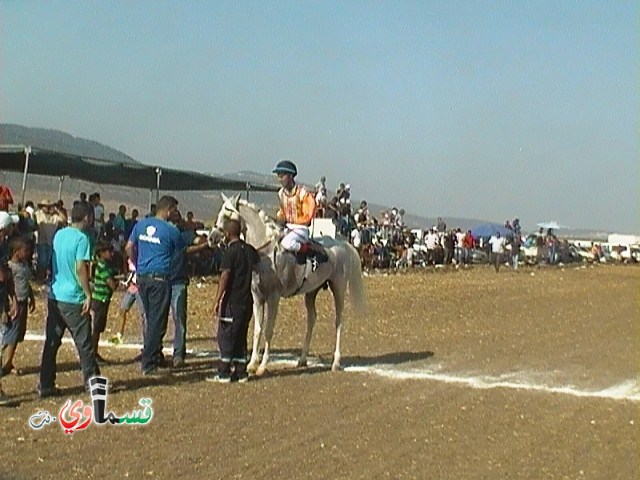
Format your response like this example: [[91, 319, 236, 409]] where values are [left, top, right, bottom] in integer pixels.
[[38, 202, 99, 397]]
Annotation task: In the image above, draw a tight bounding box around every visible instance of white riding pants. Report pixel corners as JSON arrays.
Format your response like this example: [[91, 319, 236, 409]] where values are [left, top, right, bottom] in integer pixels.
[[281, 226, 310, 253]]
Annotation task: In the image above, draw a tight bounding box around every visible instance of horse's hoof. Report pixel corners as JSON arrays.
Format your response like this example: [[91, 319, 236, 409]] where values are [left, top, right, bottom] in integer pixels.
[[297, 359, 308, 368], [247, 363, 258, 374], [255, 366, 266, 377], [331, 363, 343, 372]]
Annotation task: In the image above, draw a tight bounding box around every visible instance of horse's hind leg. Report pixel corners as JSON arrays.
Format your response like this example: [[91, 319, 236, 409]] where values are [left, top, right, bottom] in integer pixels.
[[298, 288, 320, 368], [329, 281, 346, 372], [247, 300, 264, 373]]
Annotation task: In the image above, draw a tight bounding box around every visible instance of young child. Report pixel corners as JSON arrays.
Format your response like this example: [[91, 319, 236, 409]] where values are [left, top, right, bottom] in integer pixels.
[[109, 259, 145, 346], [91, 242, 118, 364], [1, 238, 35, 376]]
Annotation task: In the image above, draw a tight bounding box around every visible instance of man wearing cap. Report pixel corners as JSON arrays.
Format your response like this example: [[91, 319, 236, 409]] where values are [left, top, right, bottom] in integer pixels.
[[34, 199, 67, 280], [272, 160, 323, 260]]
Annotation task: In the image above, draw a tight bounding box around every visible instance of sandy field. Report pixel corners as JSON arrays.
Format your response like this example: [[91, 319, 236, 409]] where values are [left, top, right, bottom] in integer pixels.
[[0, 264, 638, 480]]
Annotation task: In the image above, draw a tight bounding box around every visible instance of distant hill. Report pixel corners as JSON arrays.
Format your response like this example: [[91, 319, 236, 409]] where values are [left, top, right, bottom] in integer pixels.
[[0, 124, 139, 165], [0, 124, 611, 238]]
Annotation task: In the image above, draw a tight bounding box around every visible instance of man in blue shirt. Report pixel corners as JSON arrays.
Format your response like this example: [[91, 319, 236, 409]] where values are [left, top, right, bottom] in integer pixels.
[[126, 195, 184, 375], [39, 202, 99, 397]]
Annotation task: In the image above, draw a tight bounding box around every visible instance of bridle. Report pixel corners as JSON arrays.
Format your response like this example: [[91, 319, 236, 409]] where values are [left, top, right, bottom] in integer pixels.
[[217, 203, 275, 254]]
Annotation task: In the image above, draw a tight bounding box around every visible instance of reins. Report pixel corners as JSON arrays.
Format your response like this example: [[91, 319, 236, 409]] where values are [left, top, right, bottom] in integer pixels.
[[256, 239, 273, 253]]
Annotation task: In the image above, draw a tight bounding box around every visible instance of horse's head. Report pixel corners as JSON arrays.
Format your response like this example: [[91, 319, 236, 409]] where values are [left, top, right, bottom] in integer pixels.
[[207, 193, 244, 248], [216, 192, 243, 229], [209, 193, 279, 252]]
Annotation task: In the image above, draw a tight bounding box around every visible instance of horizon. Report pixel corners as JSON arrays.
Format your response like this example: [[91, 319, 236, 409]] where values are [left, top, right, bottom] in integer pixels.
[[0, 152, 626, 236], [0, 1, 637, 233], [0, 122, 635, 234]]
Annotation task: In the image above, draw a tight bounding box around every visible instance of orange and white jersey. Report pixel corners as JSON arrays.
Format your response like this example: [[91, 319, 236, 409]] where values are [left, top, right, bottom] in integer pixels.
[[276, 185, 316, 227]]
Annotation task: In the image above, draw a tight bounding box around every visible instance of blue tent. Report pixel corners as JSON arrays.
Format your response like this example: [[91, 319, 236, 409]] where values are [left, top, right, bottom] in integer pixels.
[[470, 223, 514, 239]]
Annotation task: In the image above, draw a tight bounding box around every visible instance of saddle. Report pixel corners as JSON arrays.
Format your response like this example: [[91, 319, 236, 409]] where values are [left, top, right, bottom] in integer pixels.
[[274, 242, 329, 297]]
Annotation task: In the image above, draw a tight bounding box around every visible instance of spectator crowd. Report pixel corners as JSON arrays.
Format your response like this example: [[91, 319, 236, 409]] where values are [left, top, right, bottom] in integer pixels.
[[309, 176, 611, 272], [0, 187, 216, 404], [0, 177, 627, 405]]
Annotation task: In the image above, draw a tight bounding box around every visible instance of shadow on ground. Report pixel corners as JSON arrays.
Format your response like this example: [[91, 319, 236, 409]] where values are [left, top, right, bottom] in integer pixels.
[[340, 350, 435, 367]]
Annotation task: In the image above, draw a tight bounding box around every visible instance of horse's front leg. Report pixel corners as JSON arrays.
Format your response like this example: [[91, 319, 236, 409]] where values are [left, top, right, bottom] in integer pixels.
[[298, 289, 320, 368], [256, 295, 280, 376], [247, 300, 264, 374]]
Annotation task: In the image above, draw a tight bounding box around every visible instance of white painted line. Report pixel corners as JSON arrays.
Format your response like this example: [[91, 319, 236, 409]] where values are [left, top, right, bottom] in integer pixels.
[[23, 332, 639, 402], [23, 332, 172, 353], [22, 332, 302, 360], [346, 366, 640, 402]]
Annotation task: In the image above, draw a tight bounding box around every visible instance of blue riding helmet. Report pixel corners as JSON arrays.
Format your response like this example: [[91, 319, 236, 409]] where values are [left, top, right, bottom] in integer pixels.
[[272, 160, 297, 176]]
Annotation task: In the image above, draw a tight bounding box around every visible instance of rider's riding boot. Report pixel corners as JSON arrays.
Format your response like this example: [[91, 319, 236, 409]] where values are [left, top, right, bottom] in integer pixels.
[[295, 243, 310, 264], [301, 242, 328, 262]]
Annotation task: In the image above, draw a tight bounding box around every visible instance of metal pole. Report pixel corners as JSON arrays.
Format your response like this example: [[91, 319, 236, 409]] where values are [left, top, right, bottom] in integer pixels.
[[155, 168, 162, 203], [57, 176, 65, 201], [245, 182, 251, 201], [20, 146, 31, 206]]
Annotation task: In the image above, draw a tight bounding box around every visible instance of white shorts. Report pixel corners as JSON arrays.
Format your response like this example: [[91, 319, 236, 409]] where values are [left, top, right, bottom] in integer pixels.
[[281, 226, 310, 253]]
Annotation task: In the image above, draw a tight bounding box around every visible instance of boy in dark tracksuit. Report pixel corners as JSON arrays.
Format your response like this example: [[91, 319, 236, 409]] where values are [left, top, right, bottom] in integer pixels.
[[208, 219, 259, 383]]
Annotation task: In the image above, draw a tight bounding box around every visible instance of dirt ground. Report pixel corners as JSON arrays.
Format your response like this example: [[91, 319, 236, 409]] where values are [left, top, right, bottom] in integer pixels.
[[0, 264, 638, 480]]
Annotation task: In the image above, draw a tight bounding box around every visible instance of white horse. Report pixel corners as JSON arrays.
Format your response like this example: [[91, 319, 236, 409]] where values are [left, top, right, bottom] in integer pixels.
[[209, 193, 366, 375]]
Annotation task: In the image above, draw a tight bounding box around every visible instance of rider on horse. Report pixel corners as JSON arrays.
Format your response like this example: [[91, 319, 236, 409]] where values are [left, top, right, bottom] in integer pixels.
[[273, 160, 325, 261]]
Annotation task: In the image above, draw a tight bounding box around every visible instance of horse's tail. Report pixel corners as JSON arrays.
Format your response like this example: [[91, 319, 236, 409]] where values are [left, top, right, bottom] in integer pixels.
[[346, 243, 367, 317]]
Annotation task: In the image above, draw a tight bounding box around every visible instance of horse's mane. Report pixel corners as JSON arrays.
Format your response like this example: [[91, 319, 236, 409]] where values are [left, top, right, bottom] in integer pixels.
[[238, 199, 280, 240]]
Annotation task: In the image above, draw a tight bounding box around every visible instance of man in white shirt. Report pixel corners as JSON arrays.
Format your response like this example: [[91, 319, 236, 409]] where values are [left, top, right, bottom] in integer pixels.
[[455, 229, 465, 265], [314, 176, 327, 215], [350, 227, 362, 249], [425, 229, 439, 265], [91, 193, 105, 239], [488, 232, 507, 272], [395, 209, 405, 228]]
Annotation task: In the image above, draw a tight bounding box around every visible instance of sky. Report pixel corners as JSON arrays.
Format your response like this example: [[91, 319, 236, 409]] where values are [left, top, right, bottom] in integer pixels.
[[0, 1, 638, 232]]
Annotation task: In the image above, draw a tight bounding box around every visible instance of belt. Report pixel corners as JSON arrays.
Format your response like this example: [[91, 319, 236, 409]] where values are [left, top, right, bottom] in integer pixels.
[[138, 273, 169, 281]]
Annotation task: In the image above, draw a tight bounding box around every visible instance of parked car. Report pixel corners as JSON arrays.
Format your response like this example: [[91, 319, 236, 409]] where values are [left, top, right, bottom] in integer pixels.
[[556, 244, 583, 264], [521, 233, 543, 263], [606, 244, 640, 263], [570, 245, 596, 263], [469, 249, 489, 264]]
